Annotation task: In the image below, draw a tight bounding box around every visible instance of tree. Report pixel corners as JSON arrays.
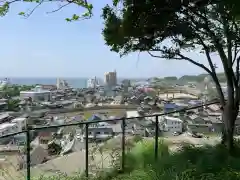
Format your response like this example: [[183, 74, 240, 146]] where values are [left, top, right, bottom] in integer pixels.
[[7, 99, 20, 111], [102, 0, 240, 150], [164, 76, 178, 81], [0, 0, 93, 21]]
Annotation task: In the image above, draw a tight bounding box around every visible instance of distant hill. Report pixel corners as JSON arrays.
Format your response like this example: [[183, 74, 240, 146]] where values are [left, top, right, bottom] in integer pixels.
[[151, 72, 226, 83]]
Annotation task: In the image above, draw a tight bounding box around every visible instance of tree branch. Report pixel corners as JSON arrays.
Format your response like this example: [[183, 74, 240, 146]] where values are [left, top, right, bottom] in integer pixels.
[[192, 7, 238, 91], [24, 0, 44, 18], [198, 38, 225, 105], [233, 46, 240, 64], [147, 50, 213, 75], [46, 2, 71, 14]]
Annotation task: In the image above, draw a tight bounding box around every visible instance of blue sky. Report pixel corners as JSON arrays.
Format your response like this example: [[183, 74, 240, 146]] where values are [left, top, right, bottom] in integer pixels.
[[0, 0, 224, 78]]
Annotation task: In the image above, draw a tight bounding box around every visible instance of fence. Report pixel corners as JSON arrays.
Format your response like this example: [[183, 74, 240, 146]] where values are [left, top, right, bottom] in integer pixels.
[[0, 101, 219, 180]]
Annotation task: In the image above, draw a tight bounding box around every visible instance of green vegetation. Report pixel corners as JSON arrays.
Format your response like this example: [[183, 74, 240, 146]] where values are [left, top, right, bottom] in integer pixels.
[[35, 140, 240, 180], [163, 76, 178, 81], [0, 84, 34, 98], [152, 72, 227, 83], [6, 99, 20, 111], [102, 0, 240, 151], [179, 73, 226, 83], [0, 0, 93, 21]]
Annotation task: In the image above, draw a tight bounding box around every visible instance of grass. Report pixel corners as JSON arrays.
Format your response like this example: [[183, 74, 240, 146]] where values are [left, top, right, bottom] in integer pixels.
[[120, 139, 240, 180], [96, 139, 240, 180], [7, 138, 240, 180]]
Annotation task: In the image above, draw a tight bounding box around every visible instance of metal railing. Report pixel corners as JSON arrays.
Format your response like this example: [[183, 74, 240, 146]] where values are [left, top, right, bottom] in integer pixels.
[[0, 101, 219, 180]]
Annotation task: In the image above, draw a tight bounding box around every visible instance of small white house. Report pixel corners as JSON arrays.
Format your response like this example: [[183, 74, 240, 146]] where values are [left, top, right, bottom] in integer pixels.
[[164, 116, 183, 133], [12, 117, 27, 132], [0, 123, 18, 137]]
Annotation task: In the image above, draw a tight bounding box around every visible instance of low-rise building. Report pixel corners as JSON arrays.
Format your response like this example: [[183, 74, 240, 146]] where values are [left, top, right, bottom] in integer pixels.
[[20, 85, 51, 101], [12, 117, 27, 132], [187, 124, 212, 134], [0, 123, 18, 137], [0, 113, 11, 124], [83, 123, 114, 142], [163, 116, 183, 133]]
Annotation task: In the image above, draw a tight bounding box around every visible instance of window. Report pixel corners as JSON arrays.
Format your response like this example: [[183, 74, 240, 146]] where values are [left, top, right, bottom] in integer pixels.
[[96, 132, 101, 135], [104, 132, 109, 135], [88, 132, 92, 135], [40, 139, 48, 144]]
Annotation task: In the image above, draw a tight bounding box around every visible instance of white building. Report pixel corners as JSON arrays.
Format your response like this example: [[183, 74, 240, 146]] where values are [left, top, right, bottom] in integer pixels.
[[12, 117, 27, 132], [126, 111, 139, 119], [20, 85, 51, 101], [56, 78, 69, 90], [0, 123, 18, 137], [163, 116, 183, 133], [87, 77, 99, 88]]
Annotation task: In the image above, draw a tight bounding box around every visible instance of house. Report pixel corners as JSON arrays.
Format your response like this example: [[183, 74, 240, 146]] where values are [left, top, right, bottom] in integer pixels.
[[12, 117, 27, 132], [0, 123, 18, 137], [187, 124, 212, 133], [0, 113, 12, 124], [40, 85, 57, 91], [34, 131, 53, 149], [206, 104, 221, 112], [163, 116, 183, 133], [164, 102, 178, 113], [188, 115, 210, 124], [209, 116, 223, 133], [83, 124, 114, 142]]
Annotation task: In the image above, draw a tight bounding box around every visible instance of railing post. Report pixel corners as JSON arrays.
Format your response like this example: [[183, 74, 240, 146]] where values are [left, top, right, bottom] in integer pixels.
[[85, 123, 89, 178], [154, 115, 159, 160], [26, 126, 31, 180], [121, 118, 126, 171]]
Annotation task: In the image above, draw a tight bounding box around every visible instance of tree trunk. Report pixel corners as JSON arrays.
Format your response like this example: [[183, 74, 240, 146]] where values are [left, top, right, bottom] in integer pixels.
[[221, 102, 238, 152]]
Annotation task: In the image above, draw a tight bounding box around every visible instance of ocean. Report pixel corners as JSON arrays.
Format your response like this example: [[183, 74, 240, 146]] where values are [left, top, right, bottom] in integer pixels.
[[8, 78, 88, 88], [5, 77, 146, 88]]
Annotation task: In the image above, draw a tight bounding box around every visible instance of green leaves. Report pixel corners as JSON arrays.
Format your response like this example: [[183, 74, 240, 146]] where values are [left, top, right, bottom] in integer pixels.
[[0, 2, 9, 16], [18, 12, 25, 16], [0, 0, 93, 21], [66, 14, 80, 22]]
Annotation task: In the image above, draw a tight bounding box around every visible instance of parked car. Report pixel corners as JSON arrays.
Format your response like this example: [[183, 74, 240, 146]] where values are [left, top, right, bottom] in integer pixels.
[[192, 132, 203, 138], [172, 131, 181, 136]]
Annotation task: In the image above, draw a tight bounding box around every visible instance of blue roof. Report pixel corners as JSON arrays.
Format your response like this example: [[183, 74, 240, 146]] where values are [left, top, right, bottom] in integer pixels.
[[88, 114, 102, 121], [164, 103, 178, 109]]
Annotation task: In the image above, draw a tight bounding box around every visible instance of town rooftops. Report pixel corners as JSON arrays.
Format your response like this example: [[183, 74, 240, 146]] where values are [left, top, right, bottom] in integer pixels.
[[0, 122, 16, 130], [20, 90, 51, 94], [12, 117, 27, 123], [0, 113, 9, 120], [164, 116, 182, 122], [87, 114, 102, 121]]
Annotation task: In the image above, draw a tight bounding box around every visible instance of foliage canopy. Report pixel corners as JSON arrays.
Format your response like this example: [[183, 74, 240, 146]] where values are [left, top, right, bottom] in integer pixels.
[[102, 0, 240, 149], [102, 0, 240, 105]]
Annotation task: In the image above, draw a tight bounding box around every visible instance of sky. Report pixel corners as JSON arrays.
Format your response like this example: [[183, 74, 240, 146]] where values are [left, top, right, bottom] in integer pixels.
[[0, 0, 224, 78]]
